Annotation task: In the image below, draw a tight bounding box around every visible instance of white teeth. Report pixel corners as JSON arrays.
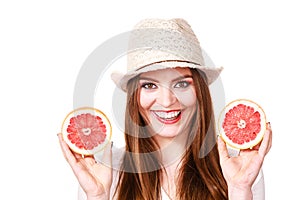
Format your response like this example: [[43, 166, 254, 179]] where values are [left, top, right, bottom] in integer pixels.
[[154, 111, 181, 119]]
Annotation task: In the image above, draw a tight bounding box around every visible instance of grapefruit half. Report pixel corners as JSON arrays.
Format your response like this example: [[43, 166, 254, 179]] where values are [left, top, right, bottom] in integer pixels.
[[61, 107, 112, 155], [218, 99, 267, 149]]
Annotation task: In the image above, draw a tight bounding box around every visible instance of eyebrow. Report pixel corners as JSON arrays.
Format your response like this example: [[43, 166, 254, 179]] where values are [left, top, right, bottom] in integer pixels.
[[139, 75, 193, 83]]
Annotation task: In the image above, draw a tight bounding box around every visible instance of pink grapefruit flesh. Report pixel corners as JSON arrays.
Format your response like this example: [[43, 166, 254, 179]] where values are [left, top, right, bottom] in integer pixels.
[[61, 107, 112, 155], [218, 99, 267, 149]]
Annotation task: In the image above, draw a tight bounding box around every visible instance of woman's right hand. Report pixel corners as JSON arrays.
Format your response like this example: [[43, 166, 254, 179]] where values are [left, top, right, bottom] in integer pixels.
[[58, 133, 112, 200]]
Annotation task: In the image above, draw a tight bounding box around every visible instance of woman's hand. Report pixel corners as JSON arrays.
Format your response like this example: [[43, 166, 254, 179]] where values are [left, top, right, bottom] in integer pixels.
[[218, 123, 272, 200], [58, 133, 112, 200]]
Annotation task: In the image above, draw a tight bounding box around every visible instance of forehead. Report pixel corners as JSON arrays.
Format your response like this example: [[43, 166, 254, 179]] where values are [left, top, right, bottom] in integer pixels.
[[139, 67, 192, 78]]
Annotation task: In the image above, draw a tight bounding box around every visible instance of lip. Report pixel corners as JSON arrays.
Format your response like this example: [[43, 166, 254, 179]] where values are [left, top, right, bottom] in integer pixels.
[[151, 110, 182, 125]]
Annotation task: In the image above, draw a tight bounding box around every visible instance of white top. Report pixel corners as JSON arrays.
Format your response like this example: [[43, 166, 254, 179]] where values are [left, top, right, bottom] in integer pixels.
[[78, 147, 265, 200]]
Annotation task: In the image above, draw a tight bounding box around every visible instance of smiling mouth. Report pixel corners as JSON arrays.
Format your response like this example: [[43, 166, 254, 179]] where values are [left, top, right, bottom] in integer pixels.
[[152, 110, 181, 124]]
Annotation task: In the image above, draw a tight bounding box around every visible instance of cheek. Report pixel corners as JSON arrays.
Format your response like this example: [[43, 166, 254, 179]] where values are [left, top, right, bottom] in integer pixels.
[[139, 91, 156, 109], [175, 89, 197, 107]]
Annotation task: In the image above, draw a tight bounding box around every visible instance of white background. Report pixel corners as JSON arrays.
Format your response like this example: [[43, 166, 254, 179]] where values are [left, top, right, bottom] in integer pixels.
[[1, 0, 299, 199]]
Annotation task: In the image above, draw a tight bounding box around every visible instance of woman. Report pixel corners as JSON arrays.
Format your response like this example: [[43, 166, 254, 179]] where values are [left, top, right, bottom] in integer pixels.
[[58, 18, 272, 200]]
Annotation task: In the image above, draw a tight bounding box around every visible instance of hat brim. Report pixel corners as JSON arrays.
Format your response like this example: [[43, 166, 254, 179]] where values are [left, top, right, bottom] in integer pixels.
[[111, 61, 223, 92]]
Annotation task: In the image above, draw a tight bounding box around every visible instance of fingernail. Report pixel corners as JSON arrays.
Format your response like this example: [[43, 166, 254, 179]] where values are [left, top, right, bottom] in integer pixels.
[[267, 122, 271, 129]]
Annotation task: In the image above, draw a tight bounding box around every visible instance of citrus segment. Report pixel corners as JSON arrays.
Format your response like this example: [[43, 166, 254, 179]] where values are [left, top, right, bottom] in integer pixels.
[[61, 107, 112, 155], [218, 99, 267, 149]]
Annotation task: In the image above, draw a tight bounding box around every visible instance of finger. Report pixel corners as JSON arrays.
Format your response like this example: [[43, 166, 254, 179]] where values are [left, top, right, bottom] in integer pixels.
[[245, 122, 272, 151], [57, 133, 78, 166], [217, 136, 230, 164], [58, 137, 97, 167], [251, 139, 262, 151], [266, 122, 273, 154], [258, 123, 272, 157], [74, 153, 96, 166], [264, 122, 272, 154]]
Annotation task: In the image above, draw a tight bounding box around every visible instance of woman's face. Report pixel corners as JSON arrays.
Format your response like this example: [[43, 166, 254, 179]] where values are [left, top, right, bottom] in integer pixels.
[[138, 67, 197, 141]]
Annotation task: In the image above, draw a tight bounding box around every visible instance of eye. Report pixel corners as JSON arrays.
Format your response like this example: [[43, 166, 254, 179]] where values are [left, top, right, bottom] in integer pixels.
[[141, 82, 157, 89], [174, 81, 190, 88]]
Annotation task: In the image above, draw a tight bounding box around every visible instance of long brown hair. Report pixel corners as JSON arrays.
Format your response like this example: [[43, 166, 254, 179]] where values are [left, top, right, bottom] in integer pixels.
[[114, 68, 228, 200]]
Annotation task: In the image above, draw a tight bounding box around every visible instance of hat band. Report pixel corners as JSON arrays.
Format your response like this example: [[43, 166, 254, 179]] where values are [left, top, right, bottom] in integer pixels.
[[136, 60, 202, 71]]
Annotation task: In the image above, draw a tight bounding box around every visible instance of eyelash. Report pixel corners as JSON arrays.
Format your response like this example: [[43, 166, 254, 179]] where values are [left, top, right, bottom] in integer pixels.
[[174, 81, 190, 88], [141, 80, 191, 89], [141, 82, 157, 89]]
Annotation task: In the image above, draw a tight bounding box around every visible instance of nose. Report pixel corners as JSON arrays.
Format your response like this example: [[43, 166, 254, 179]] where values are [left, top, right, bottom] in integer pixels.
[[157, 86, 177, 107]]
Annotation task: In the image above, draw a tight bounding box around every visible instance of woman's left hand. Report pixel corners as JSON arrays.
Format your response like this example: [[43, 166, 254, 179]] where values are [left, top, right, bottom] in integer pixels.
[[218, 122, 272, 199]]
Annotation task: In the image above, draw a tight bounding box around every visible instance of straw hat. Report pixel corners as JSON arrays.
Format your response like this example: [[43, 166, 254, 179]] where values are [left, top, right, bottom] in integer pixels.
[[111, 18, 223, 91]]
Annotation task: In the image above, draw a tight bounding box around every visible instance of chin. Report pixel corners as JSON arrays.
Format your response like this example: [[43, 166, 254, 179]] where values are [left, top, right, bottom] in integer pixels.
[[153, 125, 183, 138]]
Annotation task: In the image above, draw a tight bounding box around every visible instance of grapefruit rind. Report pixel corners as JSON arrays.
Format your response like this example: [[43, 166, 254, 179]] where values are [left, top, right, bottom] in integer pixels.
[[61, 107, 112, 155], [218, 99, 267, 150]]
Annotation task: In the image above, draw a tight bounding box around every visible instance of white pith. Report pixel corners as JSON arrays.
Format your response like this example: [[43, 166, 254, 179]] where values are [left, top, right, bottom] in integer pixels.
[[82, 128, 92, 136], [237, 119, 246, 129]]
